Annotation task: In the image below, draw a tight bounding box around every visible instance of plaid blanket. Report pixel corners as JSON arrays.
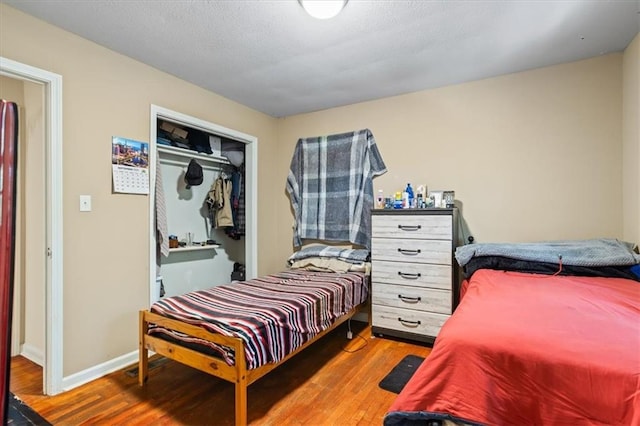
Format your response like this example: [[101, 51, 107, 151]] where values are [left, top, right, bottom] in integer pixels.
[[148, 270, 368, 369], [286, 129, 387, 249]]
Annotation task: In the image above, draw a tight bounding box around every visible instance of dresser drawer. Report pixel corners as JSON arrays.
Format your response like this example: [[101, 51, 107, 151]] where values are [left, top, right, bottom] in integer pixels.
[[372, 238, 452, 265], [372, 214, 452, 240], [372, 305, 449, 337], [372, 283, 452, 314], [372, 260, 451, 290]]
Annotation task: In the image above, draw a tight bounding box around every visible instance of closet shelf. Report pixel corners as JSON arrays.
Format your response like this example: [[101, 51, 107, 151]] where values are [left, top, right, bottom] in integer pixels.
[[158, 145, 230, 166], [169, 245, 221, 253]]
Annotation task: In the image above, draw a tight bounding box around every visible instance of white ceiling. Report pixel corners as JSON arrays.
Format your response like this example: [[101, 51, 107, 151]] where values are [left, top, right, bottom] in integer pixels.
[[4, 0, 639, 118]]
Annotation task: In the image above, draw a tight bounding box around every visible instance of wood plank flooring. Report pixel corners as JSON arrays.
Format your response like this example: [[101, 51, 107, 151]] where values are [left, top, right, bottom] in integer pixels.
[[10, 322, 432, 425]]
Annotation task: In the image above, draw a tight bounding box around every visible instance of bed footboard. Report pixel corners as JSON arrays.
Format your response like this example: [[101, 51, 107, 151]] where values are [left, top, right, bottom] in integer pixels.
[[139, 310, 249, 425], [139, 304, 361, 425]]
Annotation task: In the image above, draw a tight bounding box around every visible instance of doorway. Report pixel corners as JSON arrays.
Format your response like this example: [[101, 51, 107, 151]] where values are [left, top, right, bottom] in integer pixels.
[[0, 57, 63, 396], [1, 75, 45, 385]]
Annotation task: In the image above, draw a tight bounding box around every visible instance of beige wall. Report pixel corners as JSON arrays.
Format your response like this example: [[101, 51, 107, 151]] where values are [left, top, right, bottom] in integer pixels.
[[0, 75, 23, 101], [1, 4, 280, 375], [276, 54, 625, 262], [623, 33, 639, 246]]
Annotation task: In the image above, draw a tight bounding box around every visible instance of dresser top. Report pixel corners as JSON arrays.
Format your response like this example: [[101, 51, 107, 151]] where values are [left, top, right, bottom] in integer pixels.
[[372, 208, 457, 216]]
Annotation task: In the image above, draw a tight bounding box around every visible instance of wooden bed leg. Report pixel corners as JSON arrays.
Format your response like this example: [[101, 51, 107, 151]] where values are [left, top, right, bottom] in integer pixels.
[[235, 343, 248, 426], [138, 310, 149, 386], [235, 377, 248, 426]]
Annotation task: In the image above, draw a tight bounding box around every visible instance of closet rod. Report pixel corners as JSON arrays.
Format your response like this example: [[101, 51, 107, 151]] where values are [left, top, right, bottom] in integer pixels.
[[157, 145, 230, 166], [160, 157, 227, 172]]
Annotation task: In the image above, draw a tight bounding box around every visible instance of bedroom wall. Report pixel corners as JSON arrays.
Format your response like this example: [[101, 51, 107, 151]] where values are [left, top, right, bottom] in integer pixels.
[[622, 33, 639, 246], [0, 4, 281, 376], [276, 54, 625, 263]]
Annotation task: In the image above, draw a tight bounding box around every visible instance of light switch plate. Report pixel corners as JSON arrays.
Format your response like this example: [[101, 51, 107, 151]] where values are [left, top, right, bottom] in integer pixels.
[[79, 195, 92, 212]]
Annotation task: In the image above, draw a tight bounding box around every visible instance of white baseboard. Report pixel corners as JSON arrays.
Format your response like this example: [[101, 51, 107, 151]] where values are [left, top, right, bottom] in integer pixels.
[[61, 350, 138, 392], [21, 343, 44, 367]]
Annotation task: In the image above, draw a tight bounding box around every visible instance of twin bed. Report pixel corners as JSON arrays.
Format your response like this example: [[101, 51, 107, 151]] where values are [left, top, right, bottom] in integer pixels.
[[138, 247, 370, 426], [384, 238, 640, 426]]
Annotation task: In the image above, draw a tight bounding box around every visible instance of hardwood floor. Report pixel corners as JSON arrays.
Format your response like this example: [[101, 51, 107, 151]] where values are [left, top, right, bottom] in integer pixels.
[[10, 322, 432, 425]]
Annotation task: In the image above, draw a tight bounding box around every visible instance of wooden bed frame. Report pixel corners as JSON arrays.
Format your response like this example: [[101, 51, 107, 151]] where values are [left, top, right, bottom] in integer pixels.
[[139, 303, 363, 425]]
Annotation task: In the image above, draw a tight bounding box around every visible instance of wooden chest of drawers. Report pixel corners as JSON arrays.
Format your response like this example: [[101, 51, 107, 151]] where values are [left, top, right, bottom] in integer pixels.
[[371, 208, 458, 345]]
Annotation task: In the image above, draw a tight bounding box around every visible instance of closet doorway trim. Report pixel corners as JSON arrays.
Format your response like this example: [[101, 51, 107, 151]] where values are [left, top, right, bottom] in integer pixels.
[[148, 104, 258, 306]]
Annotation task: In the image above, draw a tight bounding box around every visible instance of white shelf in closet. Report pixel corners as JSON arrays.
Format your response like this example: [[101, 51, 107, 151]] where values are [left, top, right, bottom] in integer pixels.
[[168, 244, 221, 254], [157, 144, 230, 166]]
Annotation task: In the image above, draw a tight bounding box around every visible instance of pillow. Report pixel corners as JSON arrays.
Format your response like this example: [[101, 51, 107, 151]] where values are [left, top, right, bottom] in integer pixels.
[[287, 244, 370, 265]]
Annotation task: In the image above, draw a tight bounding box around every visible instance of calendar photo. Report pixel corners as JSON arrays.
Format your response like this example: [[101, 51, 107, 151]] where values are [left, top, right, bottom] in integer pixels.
[[112, 136, 149, 194]]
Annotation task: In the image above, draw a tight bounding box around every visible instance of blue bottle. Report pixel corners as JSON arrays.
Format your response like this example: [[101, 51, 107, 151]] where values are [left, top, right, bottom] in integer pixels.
[[406, 183, 414, 208]]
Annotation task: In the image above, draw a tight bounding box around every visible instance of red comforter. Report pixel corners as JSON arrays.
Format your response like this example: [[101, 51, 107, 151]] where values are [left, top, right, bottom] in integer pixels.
[[385, 269, 640, 426]]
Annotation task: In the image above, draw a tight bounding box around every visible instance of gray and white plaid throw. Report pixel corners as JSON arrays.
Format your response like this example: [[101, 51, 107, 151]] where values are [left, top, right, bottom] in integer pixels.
[[286, 129, 387, 249]]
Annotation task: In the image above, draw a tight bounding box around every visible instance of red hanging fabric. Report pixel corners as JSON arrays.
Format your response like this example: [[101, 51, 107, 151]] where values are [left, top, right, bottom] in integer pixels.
[[0, 99, 19, 424]]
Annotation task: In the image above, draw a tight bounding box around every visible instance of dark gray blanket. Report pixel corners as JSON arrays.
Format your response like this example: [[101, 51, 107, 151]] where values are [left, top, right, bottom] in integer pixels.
[[455, 238, 640, 267]]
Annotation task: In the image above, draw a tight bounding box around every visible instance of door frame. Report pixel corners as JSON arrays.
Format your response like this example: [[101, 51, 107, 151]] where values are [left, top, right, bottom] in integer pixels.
[[0, 57, 63, 396]]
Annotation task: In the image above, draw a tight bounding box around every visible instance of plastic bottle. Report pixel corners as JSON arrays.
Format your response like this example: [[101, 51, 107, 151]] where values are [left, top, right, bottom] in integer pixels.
[[405, 183, 414, 209], [377, 189, 384, 209], [394, 191, 403, 209]]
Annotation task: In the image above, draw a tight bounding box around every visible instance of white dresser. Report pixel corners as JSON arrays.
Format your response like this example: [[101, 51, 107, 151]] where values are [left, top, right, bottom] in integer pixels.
[[371, 208, 459, 344]]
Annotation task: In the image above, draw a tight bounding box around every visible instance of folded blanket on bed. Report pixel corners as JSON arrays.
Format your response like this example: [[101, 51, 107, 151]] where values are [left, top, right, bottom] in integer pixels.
[[287, 245, 370, 264], [455, 238, 640, 268]]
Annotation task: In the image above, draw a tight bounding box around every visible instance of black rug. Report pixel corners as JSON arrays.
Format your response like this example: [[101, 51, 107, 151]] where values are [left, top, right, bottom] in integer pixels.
[[7, 392, 51, 425], [378, 354, 425, 394]]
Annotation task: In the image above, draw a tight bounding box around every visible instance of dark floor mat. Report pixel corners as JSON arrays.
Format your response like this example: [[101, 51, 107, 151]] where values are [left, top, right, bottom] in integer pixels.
[[378, 354, 425, 394], [7, 392, 51, 426]]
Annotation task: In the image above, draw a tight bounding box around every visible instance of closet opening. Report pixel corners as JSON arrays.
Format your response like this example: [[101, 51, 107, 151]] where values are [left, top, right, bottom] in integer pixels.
[[148, 105, 257, 304]]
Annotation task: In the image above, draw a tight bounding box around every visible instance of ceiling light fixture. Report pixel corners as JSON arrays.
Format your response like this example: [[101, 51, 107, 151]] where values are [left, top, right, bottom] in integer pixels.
[[299, 0, 348, 20]]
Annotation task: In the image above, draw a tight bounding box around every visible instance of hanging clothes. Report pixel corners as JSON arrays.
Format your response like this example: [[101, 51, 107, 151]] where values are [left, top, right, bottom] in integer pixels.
[[155, 155, 170, 257], [225, 169, 244, 240], [206, 174, 233, 228]]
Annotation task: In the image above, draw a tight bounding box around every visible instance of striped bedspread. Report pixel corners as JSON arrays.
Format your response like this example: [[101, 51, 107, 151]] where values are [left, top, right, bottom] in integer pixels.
[[148, 270, 368, 370]]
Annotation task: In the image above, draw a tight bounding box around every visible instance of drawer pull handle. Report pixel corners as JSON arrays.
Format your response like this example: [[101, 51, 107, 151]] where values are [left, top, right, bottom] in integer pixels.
[[398, 271, 421, 279], [398, 224, 421, 231], [397, 248, 421, 255], [398, 318, 421, 327], [398, 294, 421, 303]]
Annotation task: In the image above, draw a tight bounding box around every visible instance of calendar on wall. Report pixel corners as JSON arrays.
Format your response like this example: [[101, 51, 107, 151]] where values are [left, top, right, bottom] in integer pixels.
[[111, 136, 150, 194]]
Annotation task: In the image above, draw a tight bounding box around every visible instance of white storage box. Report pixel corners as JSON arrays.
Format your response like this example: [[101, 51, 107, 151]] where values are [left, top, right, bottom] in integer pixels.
[[209, 135, 222, 156]]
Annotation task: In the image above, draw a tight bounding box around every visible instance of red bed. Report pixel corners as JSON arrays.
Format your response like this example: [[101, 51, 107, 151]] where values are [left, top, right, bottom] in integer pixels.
[[384, 268, 640, 426]]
